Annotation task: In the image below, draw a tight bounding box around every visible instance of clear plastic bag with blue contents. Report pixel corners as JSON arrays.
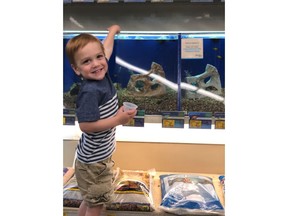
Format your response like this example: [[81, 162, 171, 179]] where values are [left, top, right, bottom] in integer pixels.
[[159, 174, 224, 215]]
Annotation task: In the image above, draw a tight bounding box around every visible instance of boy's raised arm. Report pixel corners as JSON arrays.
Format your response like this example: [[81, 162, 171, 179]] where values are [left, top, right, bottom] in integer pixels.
[[103, 24, 121, 60]]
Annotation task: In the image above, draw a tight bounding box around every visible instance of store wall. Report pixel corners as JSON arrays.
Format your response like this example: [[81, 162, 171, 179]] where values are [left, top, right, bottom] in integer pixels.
[[64, 140, 225, 174], [63, 2, 225, 32]]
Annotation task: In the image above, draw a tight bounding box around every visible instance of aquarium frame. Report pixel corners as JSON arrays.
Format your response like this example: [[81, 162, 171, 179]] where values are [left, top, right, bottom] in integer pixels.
[[63, 31, 225, 123], [63, 30, 225, 38]]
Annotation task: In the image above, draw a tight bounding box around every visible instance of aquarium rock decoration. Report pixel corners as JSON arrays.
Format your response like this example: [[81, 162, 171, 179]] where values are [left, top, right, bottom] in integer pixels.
[[185, 64, 222, 99], [126, 62, 167, 97], [116, 57, 224, 103], [63, 82, 81, 109]]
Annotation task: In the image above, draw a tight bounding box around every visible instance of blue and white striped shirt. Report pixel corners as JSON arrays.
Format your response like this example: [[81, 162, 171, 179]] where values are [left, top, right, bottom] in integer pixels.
[[75, 73, 118, 164]]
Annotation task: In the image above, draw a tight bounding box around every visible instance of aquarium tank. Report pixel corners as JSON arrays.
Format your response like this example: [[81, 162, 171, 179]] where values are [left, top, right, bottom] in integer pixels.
[[63, 31, 225, 115]]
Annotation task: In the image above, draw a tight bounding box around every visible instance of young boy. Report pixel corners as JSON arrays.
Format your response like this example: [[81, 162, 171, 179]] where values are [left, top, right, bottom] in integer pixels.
[[65, 25, 137, 216]]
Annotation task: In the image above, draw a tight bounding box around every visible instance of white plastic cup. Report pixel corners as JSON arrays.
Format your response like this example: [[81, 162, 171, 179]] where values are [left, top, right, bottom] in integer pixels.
[[123, 102, 138, 112]]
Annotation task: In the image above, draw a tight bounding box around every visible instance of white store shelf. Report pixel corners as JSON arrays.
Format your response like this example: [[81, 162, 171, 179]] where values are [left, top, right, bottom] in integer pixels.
[[63, 121, 225, 144]]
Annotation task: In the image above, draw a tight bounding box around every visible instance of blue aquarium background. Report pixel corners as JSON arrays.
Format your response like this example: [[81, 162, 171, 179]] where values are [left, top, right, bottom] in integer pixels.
[[63, 33, 225, 115]]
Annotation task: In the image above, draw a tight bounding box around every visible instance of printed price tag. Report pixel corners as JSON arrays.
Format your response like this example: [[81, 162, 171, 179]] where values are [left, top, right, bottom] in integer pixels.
[[214, 112, 225, 129], [163, 119, 175, 127], [190, 120, 202, 128], [161, 111, 185, 128], [215, 120, 225, 129], [123, 110, 145, 127], [188, 112, 212, 129]]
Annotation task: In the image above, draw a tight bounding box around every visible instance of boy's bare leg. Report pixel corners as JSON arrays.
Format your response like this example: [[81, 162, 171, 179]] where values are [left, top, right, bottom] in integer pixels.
[[77, 201, 103, 216], [77, 201, 86, 216], [86, 205, 103, 216]]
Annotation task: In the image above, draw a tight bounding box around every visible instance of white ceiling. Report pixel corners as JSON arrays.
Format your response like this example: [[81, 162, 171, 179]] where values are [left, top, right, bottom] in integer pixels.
[[63, 2, 225, 32]]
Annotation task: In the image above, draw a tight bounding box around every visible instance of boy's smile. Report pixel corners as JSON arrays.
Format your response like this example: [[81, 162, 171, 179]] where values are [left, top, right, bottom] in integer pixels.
[[73, 41, 108, 80]]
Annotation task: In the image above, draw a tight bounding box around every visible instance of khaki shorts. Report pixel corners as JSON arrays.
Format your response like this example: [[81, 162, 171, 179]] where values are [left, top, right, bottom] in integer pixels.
[[75, 157, 115, 207]]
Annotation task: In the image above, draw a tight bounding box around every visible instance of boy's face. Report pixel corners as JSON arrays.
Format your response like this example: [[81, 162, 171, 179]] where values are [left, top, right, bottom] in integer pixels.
[[72, 41, 107, 80]]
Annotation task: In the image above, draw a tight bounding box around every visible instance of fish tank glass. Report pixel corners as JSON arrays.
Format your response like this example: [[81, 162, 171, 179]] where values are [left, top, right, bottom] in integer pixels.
[[63, 31, 225, 115]]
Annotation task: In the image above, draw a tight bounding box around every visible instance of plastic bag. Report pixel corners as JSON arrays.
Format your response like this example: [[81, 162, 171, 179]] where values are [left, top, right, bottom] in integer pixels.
[[63, 167, 75, 186], [106, 169, 156, 212], [219, 175, 225, 194], [63, 168, 121, 208], [63, 175, 83, 208], [159, 174, 224, 215]]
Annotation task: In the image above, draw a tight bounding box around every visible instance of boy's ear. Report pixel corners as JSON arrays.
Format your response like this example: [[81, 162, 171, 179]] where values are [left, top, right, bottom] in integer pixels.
[[71, 64, 81, 76]]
